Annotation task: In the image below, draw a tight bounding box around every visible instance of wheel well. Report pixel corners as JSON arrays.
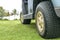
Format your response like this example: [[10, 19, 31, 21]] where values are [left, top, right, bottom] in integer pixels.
[[33, 0, 50, 19]]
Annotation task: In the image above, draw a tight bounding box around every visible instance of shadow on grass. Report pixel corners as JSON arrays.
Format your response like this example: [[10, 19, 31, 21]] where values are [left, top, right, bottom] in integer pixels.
[[30, 22, 36, 27], [18, 20, 60, 39], [22, 23, 60, 39], [21, 22, 37, 30], [0, 20, 9, 21]]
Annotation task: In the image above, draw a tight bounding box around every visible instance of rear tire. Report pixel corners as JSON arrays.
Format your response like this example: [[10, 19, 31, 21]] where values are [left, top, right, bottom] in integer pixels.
[[35, 1, 60, 38], [20, 12, 31, 24]]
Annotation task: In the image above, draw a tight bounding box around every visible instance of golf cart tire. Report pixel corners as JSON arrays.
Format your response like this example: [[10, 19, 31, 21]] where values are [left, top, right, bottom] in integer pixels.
[[20, 13, 31, 24], [35, 1, 60, 39]]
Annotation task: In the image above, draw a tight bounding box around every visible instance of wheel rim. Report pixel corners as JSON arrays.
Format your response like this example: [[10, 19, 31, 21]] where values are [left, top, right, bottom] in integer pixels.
[[37, 11, 45, 34], [20, 14, 24, 23]]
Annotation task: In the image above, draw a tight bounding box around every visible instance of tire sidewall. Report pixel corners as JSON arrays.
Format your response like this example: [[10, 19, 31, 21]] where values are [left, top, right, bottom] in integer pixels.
[[35, 6, 47, 37]]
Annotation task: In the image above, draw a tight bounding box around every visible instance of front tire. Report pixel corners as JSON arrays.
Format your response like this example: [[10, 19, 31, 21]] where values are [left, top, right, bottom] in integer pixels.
[[35, 1, 60, 38]]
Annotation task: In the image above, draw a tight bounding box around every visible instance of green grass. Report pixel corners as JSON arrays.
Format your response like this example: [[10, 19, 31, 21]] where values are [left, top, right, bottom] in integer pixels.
[[0, 20, 60, 40]]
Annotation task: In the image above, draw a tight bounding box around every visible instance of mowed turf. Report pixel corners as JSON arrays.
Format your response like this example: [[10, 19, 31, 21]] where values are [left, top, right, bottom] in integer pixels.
[[0, 20, 60, 40]]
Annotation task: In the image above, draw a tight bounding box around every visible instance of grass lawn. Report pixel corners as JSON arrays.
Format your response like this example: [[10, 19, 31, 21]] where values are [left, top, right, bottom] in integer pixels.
[[0, 20, 60, 40]]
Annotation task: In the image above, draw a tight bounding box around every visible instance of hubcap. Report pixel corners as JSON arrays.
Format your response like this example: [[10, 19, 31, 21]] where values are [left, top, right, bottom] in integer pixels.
[[37, 11, 45, 33]]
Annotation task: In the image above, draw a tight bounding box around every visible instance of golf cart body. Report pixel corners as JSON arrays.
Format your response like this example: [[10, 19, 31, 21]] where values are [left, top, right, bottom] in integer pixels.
[[52, 0, 60, 17], [21, 0, 60, 38], [22, 0, 60, 19]]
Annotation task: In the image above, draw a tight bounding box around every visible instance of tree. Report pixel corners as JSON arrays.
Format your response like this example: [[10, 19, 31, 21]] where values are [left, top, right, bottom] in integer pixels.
[[4, 11, 10, 16], [0, 6, 5, 19], [12, 9, 17, 15]]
